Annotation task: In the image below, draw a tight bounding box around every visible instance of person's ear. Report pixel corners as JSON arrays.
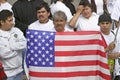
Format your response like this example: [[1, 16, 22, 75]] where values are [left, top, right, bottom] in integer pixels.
[[48, 12, 50, 17], [0, 20, 5, 26]]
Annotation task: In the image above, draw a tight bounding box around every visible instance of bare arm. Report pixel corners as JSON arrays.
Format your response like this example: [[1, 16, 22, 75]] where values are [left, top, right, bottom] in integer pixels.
[[69, 5, 84, 28], [106, 41, 120, 59], [114, 20, 119, 28], [105, 41, 115, 52], [108, 52, 120, 59]]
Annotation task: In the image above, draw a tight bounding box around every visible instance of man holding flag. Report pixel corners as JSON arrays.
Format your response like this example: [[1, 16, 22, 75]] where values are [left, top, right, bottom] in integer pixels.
[[24, 2, 111, 80], [25, 29, 111, 80]]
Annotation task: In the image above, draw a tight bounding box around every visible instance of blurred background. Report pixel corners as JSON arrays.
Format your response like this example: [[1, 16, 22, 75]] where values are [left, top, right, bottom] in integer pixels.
[[8, 0, 80, 9]]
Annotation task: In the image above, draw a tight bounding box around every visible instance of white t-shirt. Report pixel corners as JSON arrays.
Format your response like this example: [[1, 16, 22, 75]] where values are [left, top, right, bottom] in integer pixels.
[[88, 0, 104, 15], [76, 13, 100, 31], [50, 1, 73, 22], [114, 28, 120, 75], [51, 24, 74, 32], [111, 0, 120, 21], [102, 32, 115, 46], [0, 2, 12, 12], [28, 19, 54, 31], [107, 0, 117, 14], [102, 31, 116, 58]]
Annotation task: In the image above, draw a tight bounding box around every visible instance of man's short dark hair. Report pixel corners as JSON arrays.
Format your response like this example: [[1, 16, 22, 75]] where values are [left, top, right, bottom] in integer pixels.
[[98, 13, 112, 24], [0, 10, 13, 21], [36, 2, 50, 12], [0, 10, 13, 26]]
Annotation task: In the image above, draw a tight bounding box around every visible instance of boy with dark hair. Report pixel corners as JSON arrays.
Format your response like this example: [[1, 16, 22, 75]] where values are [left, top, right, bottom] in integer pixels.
[[0, 10, 26, 80], [98, 13, 120, 80]]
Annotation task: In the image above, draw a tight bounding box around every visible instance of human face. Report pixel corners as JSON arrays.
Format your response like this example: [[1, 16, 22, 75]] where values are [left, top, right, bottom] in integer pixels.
[[37, 7, 50, 23], [53, 17, 66, 32], [99, 22, 112, 35], [0, 16, 14, 31], [82, 6, 92, 19]]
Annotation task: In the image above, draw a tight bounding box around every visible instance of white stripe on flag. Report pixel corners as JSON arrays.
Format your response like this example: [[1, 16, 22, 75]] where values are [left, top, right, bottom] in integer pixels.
[[55, 34, 102, 40], [55, 55, 107, 63], [55, 45, 105, 52], [30, 76, 104, 80]]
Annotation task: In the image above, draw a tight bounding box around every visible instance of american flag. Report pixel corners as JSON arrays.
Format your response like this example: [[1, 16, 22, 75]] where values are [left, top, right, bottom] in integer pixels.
[[25, 30, 111, 80]]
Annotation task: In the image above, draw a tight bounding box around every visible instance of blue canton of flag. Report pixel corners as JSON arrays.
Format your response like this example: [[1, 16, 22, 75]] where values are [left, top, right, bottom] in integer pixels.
[[26, 30, 56, 67]]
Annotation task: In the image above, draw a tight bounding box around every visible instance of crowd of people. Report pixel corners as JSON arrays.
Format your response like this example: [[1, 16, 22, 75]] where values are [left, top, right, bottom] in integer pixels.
[[0, 0, 120, 80]]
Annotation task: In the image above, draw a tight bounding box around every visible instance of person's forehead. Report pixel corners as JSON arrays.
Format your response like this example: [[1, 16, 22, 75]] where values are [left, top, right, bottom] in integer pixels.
[[100, 21, 111, 23], [54, 17, 66, 20], [84, 6, 91, 9], [38, 7, 47, 11]]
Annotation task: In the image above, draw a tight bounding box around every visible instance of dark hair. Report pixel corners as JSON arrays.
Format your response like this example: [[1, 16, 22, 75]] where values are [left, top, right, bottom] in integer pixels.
[[54, 0, 65, 3], [79, 0, 89, 5], [36, 2, 50, 12], [63, 0, 73, 3], [53, 0, 58, 3], [79, 0, 92, 10], [0, 10, 13, 21], [98, 13, 112, 24], [0, 10, 13, 26]]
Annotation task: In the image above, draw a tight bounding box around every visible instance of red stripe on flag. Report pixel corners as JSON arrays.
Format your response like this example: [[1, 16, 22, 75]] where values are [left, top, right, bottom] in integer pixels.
[[55, 40, 101, 46], [55, 60, 109, 69], [29, 70, 110, 79], [56, 31, 101, 35], [55, 50, 106, 57]]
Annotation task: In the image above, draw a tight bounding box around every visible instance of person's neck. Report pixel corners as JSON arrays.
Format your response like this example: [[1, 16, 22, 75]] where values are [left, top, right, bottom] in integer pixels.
[[56, 29, 65, 32], [39, 19, 49, 24], [103, 32, 110, 35], [84, 13, 92, 19], [0, 28, 8, 31]]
